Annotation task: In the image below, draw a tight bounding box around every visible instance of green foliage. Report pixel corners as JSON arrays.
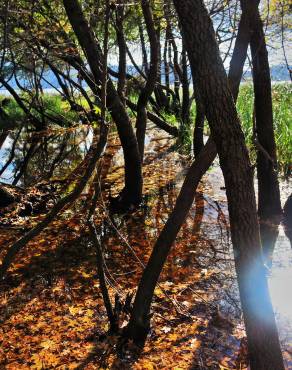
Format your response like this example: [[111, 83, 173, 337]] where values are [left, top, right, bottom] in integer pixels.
[[0, 95, 25, 122], [181, 83, 291, 172], [237, 83, 291, 173], [0, 93, 80, 126]]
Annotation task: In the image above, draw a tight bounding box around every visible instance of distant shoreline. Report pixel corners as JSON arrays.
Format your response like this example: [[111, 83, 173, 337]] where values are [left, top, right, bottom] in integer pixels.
[[0, 80, 290, 97]]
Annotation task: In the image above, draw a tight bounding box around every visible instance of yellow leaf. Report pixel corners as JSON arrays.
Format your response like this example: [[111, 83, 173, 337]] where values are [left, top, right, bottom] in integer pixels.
[[40, 339, 56, 350], [68, 305, 81, 316], [94, 106, 101, 115]]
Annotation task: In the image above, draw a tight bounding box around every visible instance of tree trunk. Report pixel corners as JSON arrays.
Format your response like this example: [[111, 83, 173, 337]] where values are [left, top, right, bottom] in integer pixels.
[[250, 10, 282, 220], [181, 43, 190, 126], [171, 2, 284, 369], [115, 2, 127, 104], [228, 0, 259, 100], [125, 138, 217, 342], [126, 1, 284, 369], [193, 90, 205, 157], [62, 0, 142, 206], [139, 20, 148, 74], [136, 0, 159, 161]]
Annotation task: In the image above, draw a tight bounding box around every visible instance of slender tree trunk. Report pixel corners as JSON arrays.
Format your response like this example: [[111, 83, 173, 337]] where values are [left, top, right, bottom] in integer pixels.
[[170, 35, 181, 114], [136, 0, 158, 161], [88, 220, 118, 331], [193, 90, 205, 157], [181, 43, 190, 126], [125, 138, 217, 342], [250, 10, 282, 220], [139, 20, 148, 74], [115, 2, 127, 104], [228, 0, 259, 100], [193, 0, 257, 157], [62, 0, 142, 206], [153, 24, 169, 110], [163, 34, 170, 109]]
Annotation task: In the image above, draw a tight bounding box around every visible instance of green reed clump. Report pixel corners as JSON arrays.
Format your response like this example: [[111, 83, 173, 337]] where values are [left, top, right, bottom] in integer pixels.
[[0, 93, 79, 127], [237, 83, 291, 174]]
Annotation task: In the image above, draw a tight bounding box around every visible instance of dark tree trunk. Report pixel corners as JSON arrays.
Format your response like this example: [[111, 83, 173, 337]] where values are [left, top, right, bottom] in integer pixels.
[[171, 2, 284, 369], [163, 34, 170, 109], [181, 43, 190, 126], [126, 1, 284, 369], [139, 20, 148, 74], [283, 194, 292, 246], [170, 35, 181, 114], [228, 0, 259, 101], [193, 90, 205, 157], [115, 2, 127, 104], [194, 0, 259, 158], [250, 11, 282, 220], [62, 0, 142, 206], [125, 138, 217, 342], [13, 138, 39, 186], [136, 0, 158, 161]]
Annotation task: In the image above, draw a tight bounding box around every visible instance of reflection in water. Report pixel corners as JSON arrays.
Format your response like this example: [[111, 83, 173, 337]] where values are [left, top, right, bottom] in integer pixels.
[[269, 225, 292, 343], [0, 126, 93, 187], [283, 194, 292, 246], [261, 219, 280, 268], [0, 125, 291, 366]]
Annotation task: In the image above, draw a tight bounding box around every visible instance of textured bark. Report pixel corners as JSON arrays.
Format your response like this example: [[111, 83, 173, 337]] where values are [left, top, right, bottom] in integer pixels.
[[62, 0, 142, 206], [194, 0, 258, 157], [136, 0, 159, 161], [126, 1, 284, 369], [126, 0, 254, 339], [173, 1, 284, 369], [228, 0, 259, 100], [250, 11, 282, 220]]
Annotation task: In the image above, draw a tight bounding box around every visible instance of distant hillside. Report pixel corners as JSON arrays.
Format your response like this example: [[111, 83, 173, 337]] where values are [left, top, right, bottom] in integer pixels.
[[0, 64, 290, 93], [242, 65, 291, 82]]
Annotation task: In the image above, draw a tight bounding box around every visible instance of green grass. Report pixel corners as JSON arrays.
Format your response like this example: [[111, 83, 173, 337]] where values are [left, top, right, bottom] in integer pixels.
[[1, 82, 291, 172], [0, 93, 79, 127], [237, 83, 292, 173]]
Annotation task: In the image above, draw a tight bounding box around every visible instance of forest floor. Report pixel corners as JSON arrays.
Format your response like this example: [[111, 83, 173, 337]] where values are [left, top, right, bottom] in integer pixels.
[[0, 126, 291, 369]]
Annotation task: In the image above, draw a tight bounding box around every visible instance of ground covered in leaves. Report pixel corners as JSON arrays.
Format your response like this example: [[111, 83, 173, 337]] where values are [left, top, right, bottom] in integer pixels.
[[0, 127, 291, 369]]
